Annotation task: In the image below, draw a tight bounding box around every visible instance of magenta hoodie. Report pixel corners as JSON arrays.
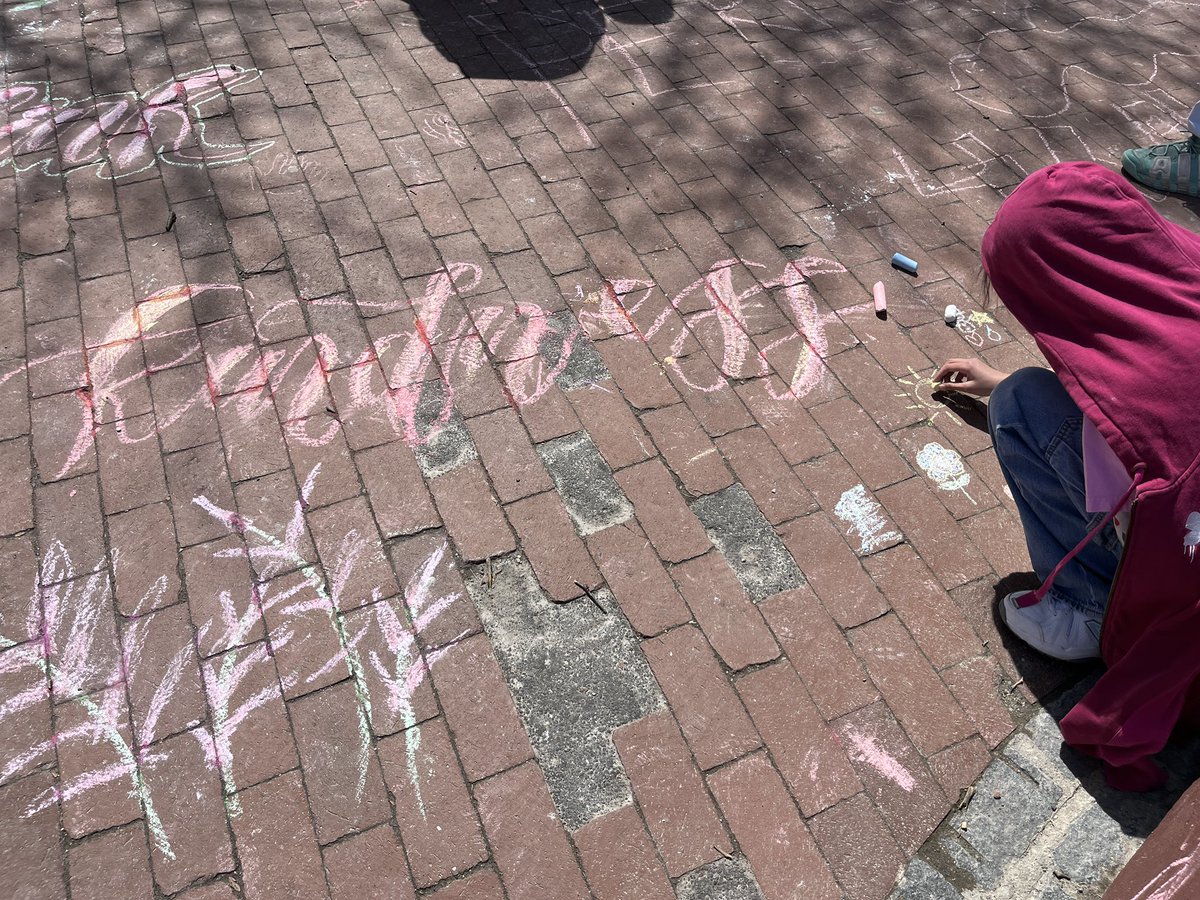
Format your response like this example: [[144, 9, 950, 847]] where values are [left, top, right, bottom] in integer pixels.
[[982, 161, 1200, 791]]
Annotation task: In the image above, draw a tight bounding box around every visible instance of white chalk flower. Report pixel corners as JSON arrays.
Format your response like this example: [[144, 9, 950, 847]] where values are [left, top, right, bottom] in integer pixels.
[[916, 442, 975, 504]]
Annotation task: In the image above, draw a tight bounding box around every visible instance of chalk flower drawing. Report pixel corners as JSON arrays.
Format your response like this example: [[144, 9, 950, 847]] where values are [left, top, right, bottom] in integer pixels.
[[1185, 512, 1200, 562], [916, 442, 976, 504], [955, 310, 1004, 348], [1, 65, 273, 180], [834, 485, 902, 554]]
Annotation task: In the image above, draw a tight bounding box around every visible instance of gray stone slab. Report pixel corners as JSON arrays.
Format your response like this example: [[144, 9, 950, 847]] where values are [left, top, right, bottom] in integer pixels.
[[1031, 883, 1072, 900], [928, 833, 1003, 895], [1043, 673, 1100, 719], [538, 430, 634, 535], [1053, 805, 1138, 888], [894, 667, 1200, 900], [1003, 727, 1082, 794], [465, 553, 663, 830], [412, 380, 477, 477], [691, 484, 804, 601], [675, 858, 765, 900], [888, 858, 961, 900], [545, 310, 610, 392], [958, 762, 1063, 871]]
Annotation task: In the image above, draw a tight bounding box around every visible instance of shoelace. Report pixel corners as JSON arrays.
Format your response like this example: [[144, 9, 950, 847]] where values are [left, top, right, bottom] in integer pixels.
[[1150, 136, 1197, 157]]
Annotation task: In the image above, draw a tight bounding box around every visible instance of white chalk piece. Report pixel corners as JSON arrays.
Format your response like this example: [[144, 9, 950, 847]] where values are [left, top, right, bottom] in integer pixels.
[[891, 252, 918, 276], [944, 304, 960, 325], [872, 281, 887, 316]]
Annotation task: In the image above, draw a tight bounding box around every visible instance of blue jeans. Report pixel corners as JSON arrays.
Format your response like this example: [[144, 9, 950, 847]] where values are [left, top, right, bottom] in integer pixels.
[[988, 367, 1123, 615]]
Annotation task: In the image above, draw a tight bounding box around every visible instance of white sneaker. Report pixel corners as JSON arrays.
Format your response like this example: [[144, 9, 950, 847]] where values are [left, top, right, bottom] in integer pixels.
[[998, 590, 1102, 661]]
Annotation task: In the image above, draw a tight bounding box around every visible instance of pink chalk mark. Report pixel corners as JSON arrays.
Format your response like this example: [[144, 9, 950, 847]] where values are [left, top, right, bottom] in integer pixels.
[[304, 625, 369, 687], [843, 727, 916, 792], [327, 531, 370, 609], [20, 255, 855, 480], [1126, 833, 1200, 900], [26, 758, 143, 816]]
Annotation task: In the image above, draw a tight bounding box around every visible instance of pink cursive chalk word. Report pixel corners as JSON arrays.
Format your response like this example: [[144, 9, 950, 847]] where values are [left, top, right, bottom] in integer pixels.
[[0, 65, 273, 180]]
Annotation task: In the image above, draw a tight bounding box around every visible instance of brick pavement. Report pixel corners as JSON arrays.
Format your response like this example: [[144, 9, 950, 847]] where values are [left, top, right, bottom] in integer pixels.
[[1, 0, 1198, 897]]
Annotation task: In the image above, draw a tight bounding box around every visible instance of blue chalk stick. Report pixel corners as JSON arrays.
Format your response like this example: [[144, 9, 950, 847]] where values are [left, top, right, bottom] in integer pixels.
[[891, 252, 918, 275]]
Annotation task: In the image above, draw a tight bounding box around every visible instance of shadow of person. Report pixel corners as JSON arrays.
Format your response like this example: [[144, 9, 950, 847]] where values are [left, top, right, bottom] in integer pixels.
[[933, 390, 990, 434], [597, 0, 674, 25], [988, 572, 1092, 704], [989, 575, 1200, 839], [406, 0, 674, 82], [1122, 171, 1200, 232]]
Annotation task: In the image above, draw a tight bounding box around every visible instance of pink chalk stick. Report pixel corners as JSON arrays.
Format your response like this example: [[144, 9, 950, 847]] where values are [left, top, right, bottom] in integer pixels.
[[872, 281, 887, 314]]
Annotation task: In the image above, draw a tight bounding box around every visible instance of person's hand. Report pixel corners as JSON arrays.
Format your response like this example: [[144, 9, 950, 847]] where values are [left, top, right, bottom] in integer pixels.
[[932, 359, 1009, 397]]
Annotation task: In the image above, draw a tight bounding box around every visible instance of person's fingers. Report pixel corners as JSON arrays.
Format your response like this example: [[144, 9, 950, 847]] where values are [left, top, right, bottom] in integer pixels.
[[933, 360, 1006, 397], [933, 362, 967, 382], [934, 377, 992, 397]]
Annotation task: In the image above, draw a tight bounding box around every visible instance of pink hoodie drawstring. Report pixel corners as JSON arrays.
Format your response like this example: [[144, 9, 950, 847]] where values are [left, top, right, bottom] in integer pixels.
[[1016, 468, 1146, 609]]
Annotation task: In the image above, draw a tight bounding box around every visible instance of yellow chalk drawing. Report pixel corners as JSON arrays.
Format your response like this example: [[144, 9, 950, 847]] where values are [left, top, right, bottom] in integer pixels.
[[895, 367, 961, 427]]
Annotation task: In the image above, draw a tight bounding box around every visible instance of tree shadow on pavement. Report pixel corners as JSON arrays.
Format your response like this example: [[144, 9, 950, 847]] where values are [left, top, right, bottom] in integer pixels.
[[406, 0, 675, 81]]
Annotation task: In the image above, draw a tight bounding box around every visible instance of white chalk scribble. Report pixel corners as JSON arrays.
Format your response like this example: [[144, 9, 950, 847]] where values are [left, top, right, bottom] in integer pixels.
[[916, 443, 975, 504], [834, 485, 901, 554]]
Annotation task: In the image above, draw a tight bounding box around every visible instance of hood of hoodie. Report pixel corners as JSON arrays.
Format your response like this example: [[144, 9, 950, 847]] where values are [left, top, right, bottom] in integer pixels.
[[981, 161, 1200, 486], [981, 162, 1200, 791]]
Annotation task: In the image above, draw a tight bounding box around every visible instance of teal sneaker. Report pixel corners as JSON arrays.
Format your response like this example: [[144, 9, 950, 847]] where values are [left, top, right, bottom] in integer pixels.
[[1122, 133, 1200, 197]]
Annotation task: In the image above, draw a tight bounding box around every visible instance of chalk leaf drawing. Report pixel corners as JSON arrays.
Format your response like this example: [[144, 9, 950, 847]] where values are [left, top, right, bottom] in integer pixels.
[[1185, 512, 1200, 562], [1, 65, 273, 180], [0, 541, 176, 859], [194, 465, 461, 815], [834, 485, 902, 554], [916, 442, 976, 504], [0, 471, 460, 860], [421, 113, 467, 149], [365, 545, 461, 804]]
